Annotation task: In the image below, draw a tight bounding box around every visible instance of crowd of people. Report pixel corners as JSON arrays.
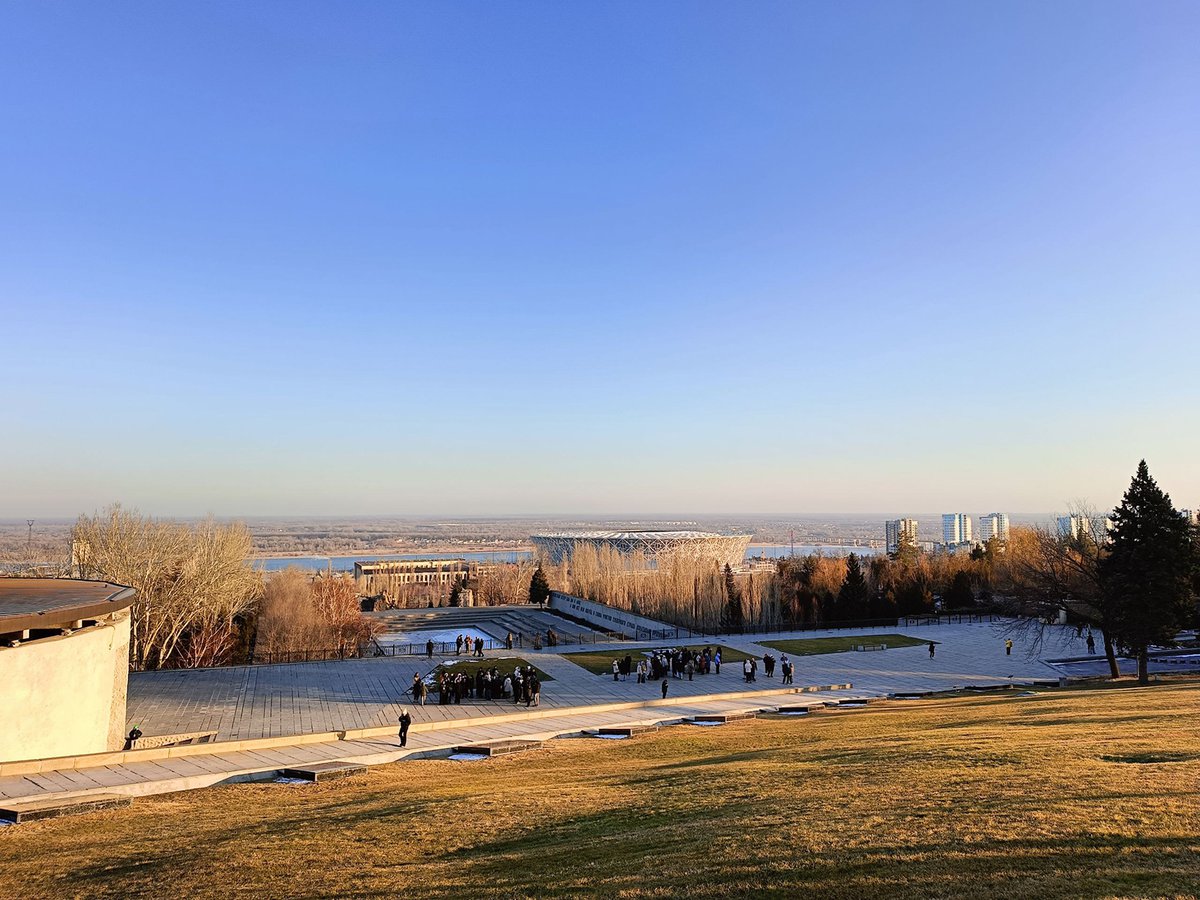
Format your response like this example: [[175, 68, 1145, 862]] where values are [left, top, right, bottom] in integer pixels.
[[610, 646, 726, 683], [604, 647, 801, 687], [410, 664, 543, 708]]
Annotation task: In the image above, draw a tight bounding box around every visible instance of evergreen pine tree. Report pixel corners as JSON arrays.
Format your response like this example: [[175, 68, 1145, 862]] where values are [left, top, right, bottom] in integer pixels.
[[946, 570, 975, 608], [528, 564, 551, 606], [720, 563, 745, 632], [890, 529, 919, 565], [1100, 460, 1197, 683], [837, 553, 871, 620]]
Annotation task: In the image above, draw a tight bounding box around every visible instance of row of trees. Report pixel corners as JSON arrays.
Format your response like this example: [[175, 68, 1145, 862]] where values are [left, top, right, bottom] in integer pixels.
[[71, 505, 378, 670], [541, 463, 1198, 684]]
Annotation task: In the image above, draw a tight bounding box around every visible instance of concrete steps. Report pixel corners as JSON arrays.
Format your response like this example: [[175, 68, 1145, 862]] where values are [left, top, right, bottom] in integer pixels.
[[1, 793, 131, 824], [279, 762, 368, 782]]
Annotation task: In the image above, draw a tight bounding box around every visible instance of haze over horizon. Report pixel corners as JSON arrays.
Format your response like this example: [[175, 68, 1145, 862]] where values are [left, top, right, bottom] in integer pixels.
[[2, 2, 1197, 518]]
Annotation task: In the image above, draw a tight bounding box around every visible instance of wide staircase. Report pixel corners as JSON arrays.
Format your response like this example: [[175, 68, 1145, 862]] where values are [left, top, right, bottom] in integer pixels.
[[366, 604, 620, 652]]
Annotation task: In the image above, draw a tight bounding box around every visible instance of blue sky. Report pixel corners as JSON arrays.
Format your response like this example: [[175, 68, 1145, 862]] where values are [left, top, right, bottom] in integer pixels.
[[1, 2, 1197, 516]]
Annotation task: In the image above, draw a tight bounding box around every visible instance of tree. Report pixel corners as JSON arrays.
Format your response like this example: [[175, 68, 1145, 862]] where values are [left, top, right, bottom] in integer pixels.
[[528, 564, 551, 606], [1100, 461, 1197, 684], [1003, 516, 1120, 677], [449, 576, 464, 607], [890, 529, 919, 566], [72, 505, 261, 670], [720, 563, 745, 632], [311, 573, 375, 655], [946, 569, 975, 608], [837, 554, 870, 620]]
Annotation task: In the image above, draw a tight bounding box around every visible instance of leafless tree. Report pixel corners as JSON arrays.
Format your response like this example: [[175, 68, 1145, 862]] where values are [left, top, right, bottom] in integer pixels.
[[72, 505, 262, 669]]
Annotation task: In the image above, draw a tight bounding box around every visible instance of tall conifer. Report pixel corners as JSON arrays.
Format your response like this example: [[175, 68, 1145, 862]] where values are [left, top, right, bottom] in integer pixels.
[[1100, 460, 1196, 683]]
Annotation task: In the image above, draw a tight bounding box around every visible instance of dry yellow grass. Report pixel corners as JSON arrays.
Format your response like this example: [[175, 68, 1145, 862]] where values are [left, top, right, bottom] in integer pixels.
[[2, 683, 1200, 899]]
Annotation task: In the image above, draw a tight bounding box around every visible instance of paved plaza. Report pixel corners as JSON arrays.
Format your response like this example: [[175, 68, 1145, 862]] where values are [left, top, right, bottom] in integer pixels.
[[0, 619, 1093, 814], [125, 619, 1086, 741]]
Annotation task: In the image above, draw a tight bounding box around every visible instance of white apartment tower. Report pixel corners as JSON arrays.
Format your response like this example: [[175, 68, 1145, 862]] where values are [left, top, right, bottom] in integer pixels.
[[886, 518, 919, 554], [942, 513, 972, 545], [1182, 509, 1199, 526], [979, 513, 1010, 543]]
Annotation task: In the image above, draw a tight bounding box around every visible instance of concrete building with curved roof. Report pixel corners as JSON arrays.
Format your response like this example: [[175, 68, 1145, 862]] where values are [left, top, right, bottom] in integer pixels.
[[530, 530, 751, 569], [0, 579, 135, 764]]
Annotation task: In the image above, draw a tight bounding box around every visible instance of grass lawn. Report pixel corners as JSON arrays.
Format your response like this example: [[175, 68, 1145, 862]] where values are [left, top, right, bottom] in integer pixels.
[[4, 683, 1200, 899], [561, 644, 756, 675], [432, 656, 554, 682], [762, 633, 931, 656]]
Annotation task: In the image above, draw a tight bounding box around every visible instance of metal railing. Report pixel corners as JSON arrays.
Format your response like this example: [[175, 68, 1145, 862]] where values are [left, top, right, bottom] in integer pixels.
[[153, 613, 1005, 669]]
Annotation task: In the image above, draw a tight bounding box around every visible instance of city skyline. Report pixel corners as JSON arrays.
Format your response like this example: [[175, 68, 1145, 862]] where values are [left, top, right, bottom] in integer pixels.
[[1, 2, 1197, 516]]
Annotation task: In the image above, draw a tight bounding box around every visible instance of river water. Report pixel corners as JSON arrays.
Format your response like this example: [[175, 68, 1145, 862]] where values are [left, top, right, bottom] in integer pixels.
[[247, 543, 883, 573]]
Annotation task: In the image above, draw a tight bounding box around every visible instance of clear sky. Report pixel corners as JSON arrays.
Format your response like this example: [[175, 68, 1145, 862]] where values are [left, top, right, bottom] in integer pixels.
[[1, 1, 1197, 517]]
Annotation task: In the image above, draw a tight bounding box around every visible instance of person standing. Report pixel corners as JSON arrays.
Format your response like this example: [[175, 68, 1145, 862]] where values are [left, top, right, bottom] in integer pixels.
[[455, 634, 464, 656], [397, 708, 412, 748], [426, 639, 434, 659], [928, 642, 936, 659], [714, 650, 721, 675], [612, 659, 620, 682], [1005, 639, 1013, 656], [1086, 631, 1096, 654], [661, 678, 669, 699]]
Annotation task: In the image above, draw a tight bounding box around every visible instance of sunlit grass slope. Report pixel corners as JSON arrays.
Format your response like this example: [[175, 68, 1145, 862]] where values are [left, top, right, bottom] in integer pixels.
[[2, 683, 1198, 899]]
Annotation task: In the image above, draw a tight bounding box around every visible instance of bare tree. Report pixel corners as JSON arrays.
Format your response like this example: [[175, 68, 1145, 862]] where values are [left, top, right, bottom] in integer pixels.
[[72, 505, 261, 669], [1002, 508, 1120, 677]]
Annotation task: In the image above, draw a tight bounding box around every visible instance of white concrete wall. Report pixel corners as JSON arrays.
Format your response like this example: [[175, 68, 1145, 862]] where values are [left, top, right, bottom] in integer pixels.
[[549, 592, 675, 635], [0, 612, 130, 764]]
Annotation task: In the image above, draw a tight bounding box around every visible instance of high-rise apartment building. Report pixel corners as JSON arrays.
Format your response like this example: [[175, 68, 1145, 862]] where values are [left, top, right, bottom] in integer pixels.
[[942, 513, 972, 545], [979, 513, 1010, 543], [886, 518, 919, 554], [1182, 509, 1199, 526]]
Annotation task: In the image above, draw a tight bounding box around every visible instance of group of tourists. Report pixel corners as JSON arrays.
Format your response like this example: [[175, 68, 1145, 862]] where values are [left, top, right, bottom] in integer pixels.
[[757, 653, 794, 683], [611, 646, 725, 684], [453, 634, 487, 657], [409, 665, 542, 707]]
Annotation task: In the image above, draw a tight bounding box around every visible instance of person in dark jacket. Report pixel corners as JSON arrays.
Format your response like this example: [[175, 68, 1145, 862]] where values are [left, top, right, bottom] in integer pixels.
[[661, 678, 669, 699], [398, 708, 412, 747]]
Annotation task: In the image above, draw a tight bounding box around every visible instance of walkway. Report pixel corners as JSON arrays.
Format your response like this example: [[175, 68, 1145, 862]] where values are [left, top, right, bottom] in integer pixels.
[[0, 620, 1087, 815], [125, 619, 1081, 741], [0, 688, 865, 807]]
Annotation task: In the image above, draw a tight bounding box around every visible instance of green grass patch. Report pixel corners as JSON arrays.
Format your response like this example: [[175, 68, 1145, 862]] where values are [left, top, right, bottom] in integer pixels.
[[561, 644, 756, 675], [432, 657, 554, 682], [761, 633, 931, 656]]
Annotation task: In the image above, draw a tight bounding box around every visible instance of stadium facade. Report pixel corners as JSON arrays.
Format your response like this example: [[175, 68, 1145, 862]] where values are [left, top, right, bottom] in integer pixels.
[[530, 530, 751, 569]]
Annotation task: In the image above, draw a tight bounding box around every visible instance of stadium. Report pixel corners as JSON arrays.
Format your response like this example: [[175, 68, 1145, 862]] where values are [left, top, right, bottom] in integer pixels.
[[530, 530, 752, 569]]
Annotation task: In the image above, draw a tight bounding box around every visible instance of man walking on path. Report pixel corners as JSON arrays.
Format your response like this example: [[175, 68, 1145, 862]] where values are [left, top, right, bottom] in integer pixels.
[[929, 642, 936, 659], [397, 708, 412, 748], [1005, 639, 1013, 656]]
